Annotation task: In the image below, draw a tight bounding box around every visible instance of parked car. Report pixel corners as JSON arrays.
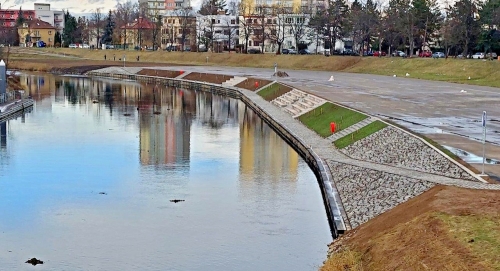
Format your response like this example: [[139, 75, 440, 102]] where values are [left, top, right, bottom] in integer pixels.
[[432, 52, 445, 58], [36, 41, 46, 47], [105, 44, 114, 49], [392, 50, 407, 57], [247, 48, 261, 54], [298, 49, 311, 55], [68, 44, 77, 48], [419, 51, 432, 57], [82, 44, 90, 49], [282, 48, 289, 54], [164, 45, 178, 51], [373, 51, 386, 57], [485, 52, 498, 58], [288, 48, 297, 54], [472, 52, 485, 59]]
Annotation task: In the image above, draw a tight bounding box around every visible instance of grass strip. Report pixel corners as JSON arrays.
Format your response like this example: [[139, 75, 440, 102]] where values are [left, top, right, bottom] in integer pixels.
[[256, 82, 292, 101], [299, 102, 368, 137], [334, 120, 388, 149]]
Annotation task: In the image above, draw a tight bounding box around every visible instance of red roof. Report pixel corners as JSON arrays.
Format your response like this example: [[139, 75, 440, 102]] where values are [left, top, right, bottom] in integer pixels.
[[121, 17, 154, 30], [26, 19, 55, 29]]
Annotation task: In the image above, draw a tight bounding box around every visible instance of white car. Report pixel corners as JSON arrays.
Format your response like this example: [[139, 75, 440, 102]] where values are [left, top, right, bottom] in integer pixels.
[[472, 52, 485, 59], [82, 44, 90, 49], [68, 44, 77, 48]]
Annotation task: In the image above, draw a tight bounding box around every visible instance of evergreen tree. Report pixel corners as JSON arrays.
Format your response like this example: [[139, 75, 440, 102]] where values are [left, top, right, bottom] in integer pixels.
[[101, 10, 115, 45], [54, 32, 62, 46], [16, 7, 25, 27], [62, 10, 78, 46], [446, 0, 481, 55]]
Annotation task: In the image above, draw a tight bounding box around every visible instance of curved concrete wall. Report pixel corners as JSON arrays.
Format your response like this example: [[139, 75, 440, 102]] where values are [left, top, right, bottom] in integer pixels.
[[87, 71, 345, 238]]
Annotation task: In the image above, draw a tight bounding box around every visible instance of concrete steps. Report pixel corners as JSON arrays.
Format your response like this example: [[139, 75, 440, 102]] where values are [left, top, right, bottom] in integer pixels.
[[271, 89, 326, 118], [222, 76, 247, 87], [327, 117, 376, 142]]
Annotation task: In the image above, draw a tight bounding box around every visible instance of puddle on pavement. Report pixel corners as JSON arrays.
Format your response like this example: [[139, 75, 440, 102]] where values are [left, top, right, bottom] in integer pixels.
[[382, 115, 500, 145], [443, 146, 500, 164]]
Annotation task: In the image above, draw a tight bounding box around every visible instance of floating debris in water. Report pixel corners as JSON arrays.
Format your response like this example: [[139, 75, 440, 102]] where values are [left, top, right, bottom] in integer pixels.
[[99, 192, 107, 195], [26, 258, 44, 266], [170, 199, 185, 203]]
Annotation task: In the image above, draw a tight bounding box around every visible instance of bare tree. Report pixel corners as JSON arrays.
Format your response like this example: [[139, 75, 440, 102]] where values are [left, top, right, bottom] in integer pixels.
[[222, 16, 238, 52], [175, 8, 196, 51], [267, 5, 287, 54], [238, 2, 253, 53], [115, 0, 137, 50], [91, 8, 104, 48], [289, 8, 313, 51]]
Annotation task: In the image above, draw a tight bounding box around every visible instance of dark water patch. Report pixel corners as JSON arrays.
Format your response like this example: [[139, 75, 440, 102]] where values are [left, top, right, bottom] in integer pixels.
[[25, 258, 43, 266]]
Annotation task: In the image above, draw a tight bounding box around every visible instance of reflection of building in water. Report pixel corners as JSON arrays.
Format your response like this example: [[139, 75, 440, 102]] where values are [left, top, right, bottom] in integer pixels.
[[239, 104, 299, 182], [20, 74, 56, 102], [196, 91, 239, 128], [139, 86, 196, 165], [0, 122, 6, 148]]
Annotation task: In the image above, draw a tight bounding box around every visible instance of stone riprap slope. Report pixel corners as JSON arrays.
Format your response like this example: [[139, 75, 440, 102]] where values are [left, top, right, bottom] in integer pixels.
[[339, 126, 478, 182], [328, 161, 436, 227]]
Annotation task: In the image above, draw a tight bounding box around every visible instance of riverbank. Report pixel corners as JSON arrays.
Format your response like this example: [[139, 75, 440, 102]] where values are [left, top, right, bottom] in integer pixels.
[[10, 47, 500, 88], [321, 185, 500, 271], [86, 66, 500, 271]]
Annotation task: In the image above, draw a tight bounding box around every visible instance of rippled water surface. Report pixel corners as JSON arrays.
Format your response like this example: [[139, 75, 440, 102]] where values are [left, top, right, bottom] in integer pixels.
[[0, 74, 331, 270]]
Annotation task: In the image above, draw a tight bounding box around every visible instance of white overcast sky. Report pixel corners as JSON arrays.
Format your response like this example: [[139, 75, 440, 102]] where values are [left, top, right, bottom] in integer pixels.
[[3, 0, 204, 14]]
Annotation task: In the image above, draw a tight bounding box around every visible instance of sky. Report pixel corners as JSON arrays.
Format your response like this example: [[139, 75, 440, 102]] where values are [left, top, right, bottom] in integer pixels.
[[2, 0, 204, 15]]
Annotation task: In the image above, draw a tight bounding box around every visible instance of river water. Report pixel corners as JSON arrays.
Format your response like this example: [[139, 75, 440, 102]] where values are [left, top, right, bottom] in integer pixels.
[[0, 74, 331, 270]]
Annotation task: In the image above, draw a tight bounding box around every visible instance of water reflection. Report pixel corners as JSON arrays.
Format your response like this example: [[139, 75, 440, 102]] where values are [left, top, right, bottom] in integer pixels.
[[1, 73, 330, 270], [0, 121, 6, 148]]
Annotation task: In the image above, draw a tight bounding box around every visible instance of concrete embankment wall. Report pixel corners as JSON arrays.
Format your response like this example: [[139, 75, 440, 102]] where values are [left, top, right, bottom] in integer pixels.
[[87, 71, 346, 238]]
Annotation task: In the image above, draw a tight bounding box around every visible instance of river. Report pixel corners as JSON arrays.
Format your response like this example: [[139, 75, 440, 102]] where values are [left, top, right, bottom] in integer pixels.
[[0, 73, 331, 270]]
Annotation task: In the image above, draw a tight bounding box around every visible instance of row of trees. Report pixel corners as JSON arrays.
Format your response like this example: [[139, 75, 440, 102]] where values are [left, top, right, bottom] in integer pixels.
[[236, 0, 500, 56], [313, 0, 500, 56]]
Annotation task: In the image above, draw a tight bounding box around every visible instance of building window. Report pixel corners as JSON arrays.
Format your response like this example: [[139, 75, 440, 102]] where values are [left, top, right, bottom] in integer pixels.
[[249, 40, 252, 46], [49, 38, 52, 42], [48, 31, 52, 35], [212, 19, 215, 24], [267, 19, 271, 24], [217, 19, 220, 23], [231, 19, 235, 24]]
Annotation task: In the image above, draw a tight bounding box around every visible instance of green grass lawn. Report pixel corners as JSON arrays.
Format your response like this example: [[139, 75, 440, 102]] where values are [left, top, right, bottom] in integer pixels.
[[334, 120, 388, 149], [256, 82, 292, 101], [299, 103, 368, 137]]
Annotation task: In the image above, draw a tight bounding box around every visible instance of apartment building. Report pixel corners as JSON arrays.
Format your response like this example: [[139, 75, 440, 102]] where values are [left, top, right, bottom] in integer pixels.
[[139, 0, 191, 16], [34, 3, 64, 33], [196, 14, 239, 52]]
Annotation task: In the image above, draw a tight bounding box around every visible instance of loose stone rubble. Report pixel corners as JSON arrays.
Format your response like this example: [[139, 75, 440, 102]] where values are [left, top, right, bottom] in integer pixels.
[[339, 126, 478, 182], [328, 161, 436, 228]]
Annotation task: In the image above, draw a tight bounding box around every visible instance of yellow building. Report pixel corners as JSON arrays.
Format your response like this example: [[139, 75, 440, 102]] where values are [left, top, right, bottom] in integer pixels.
[[18, 19, 56, 47]]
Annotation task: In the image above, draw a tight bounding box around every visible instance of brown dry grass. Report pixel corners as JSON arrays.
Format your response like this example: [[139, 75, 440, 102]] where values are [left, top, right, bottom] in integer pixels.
[[10, 48, 500, 87], [182, 72, 233, 84], [137, 69, 182, 78], [235, 78, 274, 91], [323, 186, 500, 271]]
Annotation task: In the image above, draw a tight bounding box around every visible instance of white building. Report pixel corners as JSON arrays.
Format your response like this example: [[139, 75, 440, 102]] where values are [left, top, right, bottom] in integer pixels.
[[239, 13, 346, 54], [34, 3, 64, 34], [197, 14, 239, 52]]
